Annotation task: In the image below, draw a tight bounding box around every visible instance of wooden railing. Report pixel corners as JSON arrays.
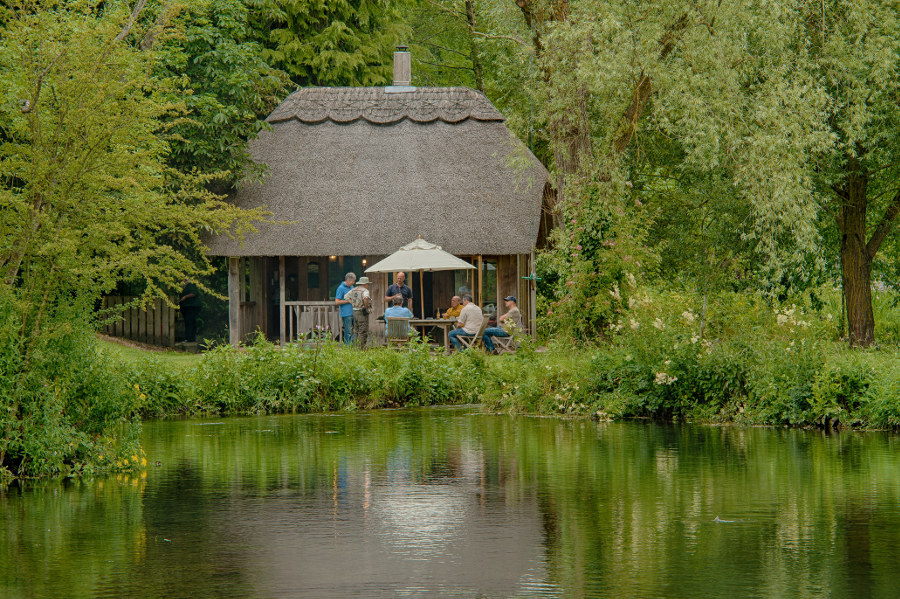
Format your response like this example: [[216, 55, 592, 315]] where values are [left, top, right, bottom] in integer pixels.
[[284, 301, 342, 342], [101, 296, 177, 347]]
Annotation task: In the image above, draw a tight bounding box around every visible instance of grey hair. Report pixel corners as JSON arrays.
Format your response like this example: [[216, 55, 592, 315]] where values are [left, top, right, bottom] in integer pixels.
[[345, 272, 357, 282], [392, 297, 403, 306], [461, 293, 473, 303]]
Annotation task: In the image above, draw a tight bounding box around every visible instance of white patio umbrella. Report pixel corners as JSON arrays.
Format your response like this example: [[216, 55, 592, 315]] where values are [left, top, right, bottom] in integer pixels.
[[365, 237, 475, 317]]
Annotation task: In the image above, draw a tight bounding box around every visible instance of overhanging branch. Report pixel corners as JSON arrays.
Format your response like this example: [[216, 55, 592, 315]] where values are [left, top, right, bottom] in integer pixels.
[[866, 188, 900, 259]]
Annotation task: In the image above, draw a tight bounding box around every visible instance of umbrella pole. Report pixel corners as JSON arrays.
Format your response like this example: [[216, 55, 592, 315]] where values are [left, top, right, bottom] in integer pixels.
[[419, 269, 424, 318]]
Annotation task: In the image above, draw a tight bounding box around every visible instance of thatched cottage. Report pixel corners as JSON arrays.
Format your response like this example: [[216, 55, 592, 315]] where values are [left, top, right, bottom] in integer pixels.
[[207, 49, 549, 345]]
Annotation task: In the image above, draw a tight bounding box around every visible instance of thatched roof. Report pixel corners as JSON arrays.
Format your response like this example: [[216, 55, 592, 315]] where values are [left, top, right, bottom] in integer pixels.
[[207, 86, 548, 257]]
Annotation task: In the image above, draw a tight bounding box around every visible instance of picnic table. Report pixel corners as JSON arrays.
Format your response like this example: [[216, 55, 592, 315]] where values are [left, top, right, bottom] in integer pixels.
[[409, 318, 457, 355]]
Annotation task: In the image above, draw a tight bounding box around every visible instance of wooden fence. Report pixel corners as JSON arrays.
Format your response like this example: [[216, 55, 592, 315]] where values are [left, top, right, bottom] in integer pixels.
[[102, 295, 177, 347], [284, 301, 342, 342]]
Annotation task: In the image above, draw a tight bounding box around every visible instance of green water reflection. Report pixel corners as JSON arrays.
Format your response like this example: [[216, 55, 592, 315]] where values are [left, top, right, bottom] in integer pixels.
[[2, 407, 900, 598]]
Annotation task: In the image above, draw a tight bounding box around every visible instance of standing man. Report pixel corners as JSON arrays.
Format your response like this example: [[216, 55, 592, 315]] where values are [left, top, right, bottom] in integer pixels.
[[448, 293, 483, 350], [442, 295, 462, 319], [179, 279, 202, 343], [385, 271, 413, 314], [346, 276, 372, 348], [483, 295, 524, 352], [335, 272, 356, 345]]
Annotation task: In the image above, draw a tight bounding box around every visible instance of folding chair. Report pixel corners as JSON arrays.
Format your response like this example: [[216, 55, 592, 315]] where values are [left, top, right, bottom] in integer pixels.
[[385, 317, 412, 349], [490, 333, 518, 354], [457, 315, 491, 351]]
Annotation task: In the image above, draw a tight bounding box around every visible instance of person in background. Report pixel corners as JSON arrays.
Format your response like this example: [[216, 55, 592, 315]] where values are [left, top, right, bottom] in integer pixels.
[[385, 296, 413, 320], [384, 296, 414, 334], [385, 271, 413, 313], [346, 276, 372, 348], [448, 294, 483, 350], [442, 295, 462, 319], [179, 279, 202, 343], [482, 296, 524, 353], [335, 272, 356, 345]]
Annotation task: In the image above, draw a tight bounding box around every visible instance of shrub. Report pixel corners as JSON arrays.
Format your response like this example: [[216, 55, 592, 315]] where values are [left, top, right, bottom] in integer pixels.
[[0, 293, 144, 481]]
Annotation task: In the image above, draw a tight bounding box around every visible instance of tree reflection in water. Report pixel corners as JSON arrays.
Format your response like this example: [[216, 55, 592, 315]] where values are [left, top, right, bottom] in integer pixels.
[[2, 409, 900, 598]]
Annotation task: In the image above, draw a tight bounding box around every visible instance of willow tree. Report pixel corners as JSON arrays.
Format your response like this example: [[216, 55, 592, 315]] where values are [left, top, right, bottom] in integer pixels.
[[505, 1, 900, 346]]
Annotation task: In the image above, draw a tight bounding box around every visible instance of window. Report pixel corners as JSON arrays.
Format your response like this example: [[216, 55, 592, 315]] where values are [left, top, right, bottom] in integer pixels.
[[308, 262, 320, 289]]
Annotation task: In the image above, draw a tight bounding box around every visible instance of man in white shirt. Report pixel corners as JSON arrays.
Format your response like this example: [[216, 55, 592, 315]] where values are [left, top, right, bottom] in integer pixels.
[[448, 293, 483, 350]]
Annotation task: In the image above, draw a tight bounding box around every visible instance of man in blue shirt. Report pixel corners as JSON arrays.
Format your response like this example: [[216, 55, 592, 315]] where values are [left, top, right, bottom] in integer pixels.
[[335, 272, 356, 344], [384, 297, 413, 319], [384, 297, 414, 335]]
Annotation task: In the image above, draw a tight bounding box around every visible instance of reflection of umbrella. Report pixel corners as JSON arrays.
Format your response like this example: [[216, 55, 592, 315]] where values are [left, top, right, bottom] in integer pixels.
[[365, 238, 475, 317]]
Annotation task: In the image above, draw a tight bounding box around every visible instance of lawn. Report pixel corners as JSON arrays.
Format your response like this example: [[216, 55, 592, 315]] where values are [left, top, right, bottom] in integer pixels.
[[96, 335, 201, 370]]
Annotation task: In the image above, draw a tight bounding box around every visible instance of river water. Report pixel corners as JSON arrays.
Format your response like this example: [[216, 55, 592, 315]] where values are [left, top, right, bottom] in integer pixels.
[[2, 406, 900, 598]]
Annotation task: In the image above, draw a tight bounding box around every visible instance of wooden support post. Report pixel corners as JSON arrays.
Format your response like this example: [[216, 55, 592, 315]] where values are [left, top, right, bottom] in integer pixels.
[[279, 255, 286, 344], [228, 257, 241, 346], [166, 295, 175, 346], [529, 253, 537, 339], [477, 254, 483, 306]]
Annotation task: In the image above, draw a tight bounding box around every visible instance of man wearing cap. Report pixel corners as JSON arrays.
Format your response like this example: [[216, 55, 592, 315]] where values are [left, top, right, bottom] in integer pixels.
[[335, 272, 357, 344], [346, 276, 372, 348], [482, 296, 524, 353]]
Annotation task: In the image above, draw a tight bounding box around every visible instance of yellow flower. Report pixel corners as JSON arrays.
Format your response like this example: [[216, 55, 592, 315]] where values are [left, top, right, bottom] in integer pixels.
[[139, 393, 146, 400], [134, 384, 140, 390], [141, 457, 147, 467]]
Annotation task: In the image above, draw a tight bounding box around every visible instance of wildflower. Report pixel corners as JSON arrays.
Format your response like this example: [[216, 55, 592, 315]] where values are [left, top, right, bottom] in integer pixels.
[[628, 297, 637, 309], [776, 314, 789, 326], [691, 335, 700, 344], [630, 318, 640, 330], [653, 318, 665, 330], [627, 272, 636, 286], [134, 384, 140, 390], [681, 310, 695, 323], [610, 284, 621, 300], [139, 393, 146, 400], [654, 372, 677, 385]]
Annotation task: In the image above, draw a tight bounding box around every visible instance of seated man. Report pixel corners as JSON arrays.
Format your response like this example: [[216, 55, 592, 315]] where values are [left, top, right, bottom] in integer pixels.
[[384, 297, 413, 333], [448, 294, 483, 350], [442, 295, 462, 319], [483, 295, 524, 353]]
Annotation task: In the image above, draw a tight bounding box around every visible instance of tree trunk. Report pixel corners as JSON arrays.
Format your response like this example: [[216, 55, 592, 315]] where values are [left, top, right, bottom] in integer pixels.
[[838, 166, 875, 347], [464, 1, 486, 93], [841, 229, 874, 347]]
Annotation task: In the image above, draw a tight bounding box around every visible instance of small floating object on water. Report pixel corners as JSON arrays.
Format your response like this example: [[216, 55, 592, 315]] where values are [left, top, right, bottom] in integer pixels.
[[714, 516, 738, 523], [324, 431, 340, 434], [155, 461, 162, 467], [191, 422, 225, 426]]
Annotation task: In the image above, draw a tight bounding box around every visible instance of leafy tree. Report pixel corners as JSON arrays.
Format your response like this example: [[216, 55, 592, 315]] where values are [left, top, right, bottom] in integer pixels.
[[501, 1, 900, 347], [0, 2, 266, 477], [0, 3, 263, 318], [247, 0, 410, 86], [152, 0, 290, 187]]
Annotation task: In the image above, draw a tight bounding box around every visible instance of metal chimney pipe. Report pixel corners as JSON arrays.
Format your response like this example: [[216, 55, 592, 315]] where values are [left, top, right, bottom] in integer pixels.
[[393, 45, 411, 87]]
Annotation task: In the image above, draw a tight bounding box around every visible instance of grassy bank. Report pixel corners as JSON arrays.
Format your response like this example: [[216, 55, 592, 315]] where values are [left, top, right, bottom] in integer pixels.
[[6, 296, 900, 484]]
